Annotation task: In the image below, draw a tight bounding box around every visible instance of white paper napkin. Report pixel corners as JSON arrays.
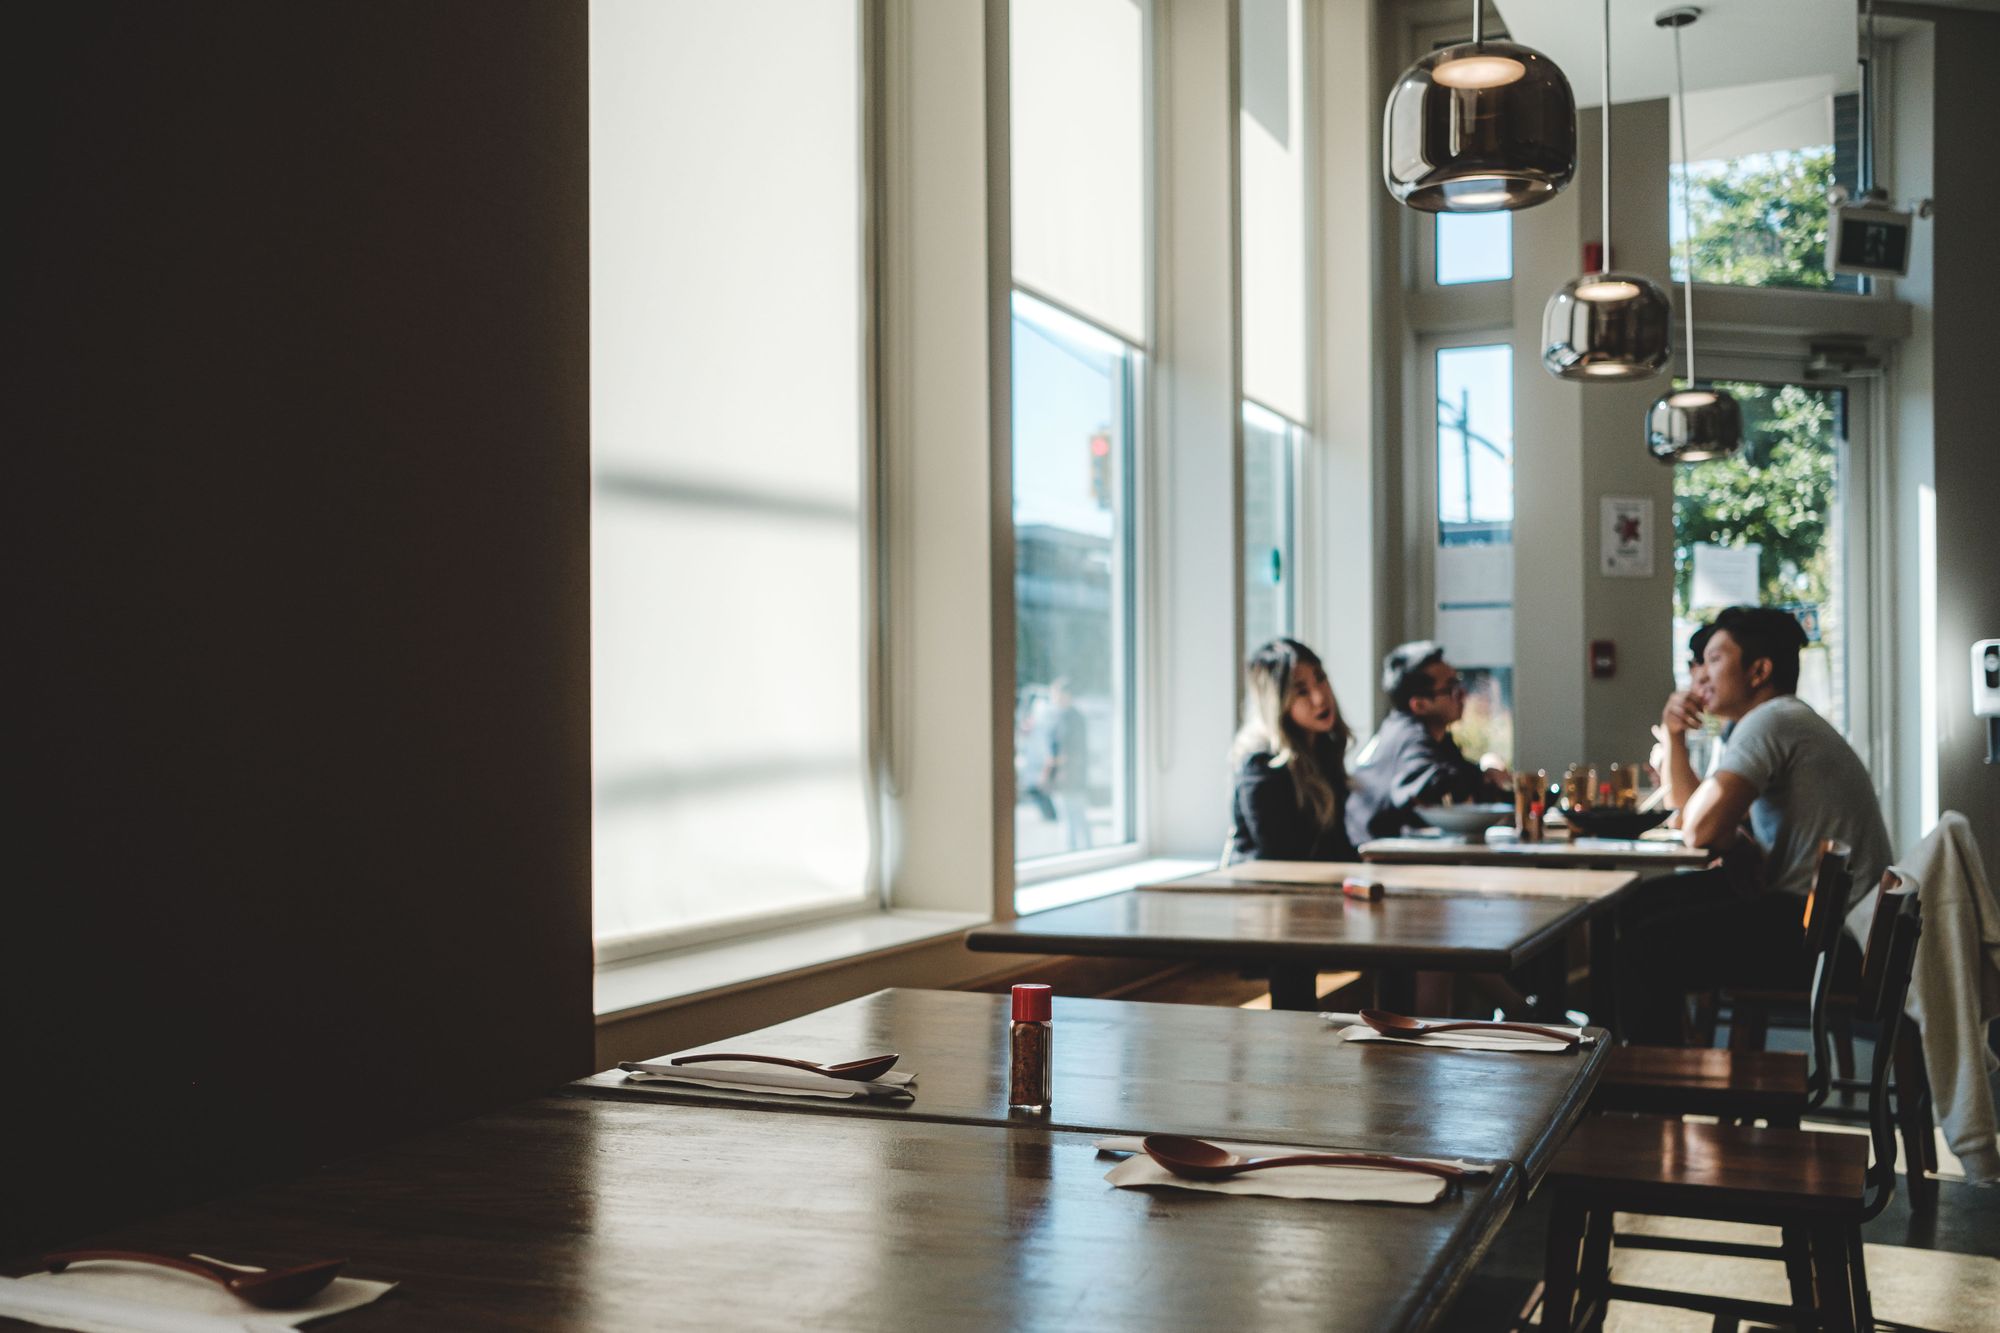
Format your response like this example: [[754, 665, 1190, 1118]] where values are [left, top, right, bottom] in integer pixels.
[[617, 1060, 916, 1101], [1093, 1137, 1473, 1204], [1321, 1012, 1594, 1053], [0, 1261, 394, 1333]]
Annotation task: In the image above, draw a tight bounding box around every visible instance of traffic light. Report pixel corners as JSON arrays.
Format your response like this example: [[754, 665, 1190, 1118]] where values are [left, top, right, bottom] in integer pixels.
[[1088, 429, 1112, 508]]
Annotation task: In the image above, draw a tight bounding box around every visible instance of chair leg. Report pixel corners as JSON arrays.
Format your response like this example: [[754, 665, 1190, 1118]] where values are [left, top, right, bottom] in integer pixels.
[[1781, 1225, 1818, 1333], [1267, 966, 1318, 1012], [1541, 1190, 1588, 1333], [1810, 1223, 1859, 1333], [1576, 1207, 1614, 1332], [1832, 1011, 1856, 1082], [1891, 1036, 1940, 1212], [1728, 999, 1769, 1053], [1844, 1223, 1873, 1332], [1691, 989, 1720, 1046]]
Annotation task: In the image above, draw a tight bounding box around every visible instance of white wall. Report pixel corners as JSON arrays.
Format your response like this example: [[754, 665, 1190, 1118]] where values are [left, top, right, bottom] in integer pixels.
[[879, 0, 1005, 912], [1146, 0, 1241, 858], [1887, 20, 1936, 853]]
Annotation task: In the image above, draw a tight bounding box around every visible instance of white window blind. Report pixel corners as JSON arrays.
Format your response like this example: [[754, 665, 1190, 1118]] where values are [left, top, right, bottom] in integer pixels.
[[1010, 0, 1148, 343], [590, 0, 871, 951], [1239, 0, 1308, 422]]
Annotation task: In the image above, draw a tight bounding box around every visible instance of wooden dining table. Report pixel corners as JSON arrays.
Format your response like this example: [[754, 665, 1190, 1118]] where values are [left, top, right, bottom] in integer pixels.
[[1132, 861, 1641, 1019], [0, 1096, 1523, 1332], [570, 987, 1610, 1185], [964, 880, 1629, 1012]]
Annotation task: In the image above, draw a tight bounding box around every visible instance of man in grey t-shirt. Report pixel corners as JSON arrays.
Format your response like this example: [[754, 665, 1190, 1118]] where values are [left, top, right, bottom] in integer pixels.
[[1713, 693, 1892, 909], [1619, 606, 1888, 1044]]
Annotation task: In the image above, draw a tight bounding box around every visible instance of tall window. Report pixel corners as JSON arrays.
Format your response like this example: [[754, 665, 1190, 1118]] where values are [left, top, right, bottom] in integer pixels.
[[1011, 0, 1148, 873], [1434, 343, 1515, 765], [1674, 380, 1848, 731], [1239, 0, 1306, 652], [1670, 78, 1861, 292], [589, 1, 871, 952], [1436, 213, 1511, 285], [1242, 404, 1296, 652]]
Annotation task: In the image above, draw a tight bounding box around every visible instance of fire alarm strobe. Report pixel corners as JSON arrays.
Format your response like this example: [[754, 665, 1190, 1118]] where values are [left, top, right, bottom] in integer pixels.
[[1975, 640, 2000, 765]]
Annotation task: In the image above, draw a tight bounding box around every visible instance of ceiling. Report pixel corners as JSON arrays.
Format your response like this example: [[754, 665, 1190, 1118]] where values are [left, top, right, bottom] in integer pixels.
[[1493, 0, 1857, 107]]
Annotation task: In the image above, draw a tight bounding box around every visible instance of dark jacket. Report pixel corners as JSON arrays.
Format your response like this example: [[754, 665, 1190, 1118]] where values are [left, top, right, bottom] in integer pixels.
[[1344, 710, 1496, 847], [1230, 739, 1359, 862]]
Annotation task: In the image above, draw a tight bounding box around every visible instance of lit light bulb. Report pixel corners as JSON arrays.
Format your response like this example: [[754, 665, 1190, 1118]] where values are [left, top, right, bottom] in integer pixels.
[[1573, 278, 1643, 302], [1432, 55, 1527, 89]]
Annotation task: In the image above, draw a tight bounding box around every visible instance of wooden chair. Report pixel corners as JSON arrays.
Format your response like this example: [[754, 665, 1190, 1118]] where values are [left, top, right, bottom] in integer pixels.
[[1539, 887, 1922, 1333], [1595, 842, 1856, 1128], [1677, 852, 1938, 1211]]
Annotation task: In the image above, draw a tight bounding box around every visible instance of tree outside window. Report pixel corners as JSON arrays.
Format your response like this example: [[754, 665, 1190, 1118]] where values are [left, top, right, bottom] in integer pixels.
[[1672, 146, 1859, 293]]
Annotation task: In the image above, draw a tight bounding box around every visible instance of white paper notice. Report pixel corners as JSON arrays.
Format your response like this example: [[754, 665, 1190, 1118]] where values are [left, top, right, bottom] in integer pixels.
[[1600, 496, 1654, 578], [1691, 542, 1762, 609]]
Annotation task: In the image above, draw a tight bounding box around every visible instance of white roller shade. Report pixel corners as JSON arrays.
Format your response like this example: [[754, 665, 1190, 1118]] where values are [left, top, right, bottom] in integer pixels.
[[1011, 0, 1149, 344], [590, 0, 870, 945]]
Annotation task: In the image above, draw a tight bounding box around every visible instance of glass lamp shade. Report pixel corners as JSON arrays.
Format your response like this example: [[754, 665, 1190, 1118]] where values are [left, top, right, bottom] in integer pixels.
[[1541, 272, 1671, 381], [1646, 387, 1742, 462], [1384, 39, 1576, 213]]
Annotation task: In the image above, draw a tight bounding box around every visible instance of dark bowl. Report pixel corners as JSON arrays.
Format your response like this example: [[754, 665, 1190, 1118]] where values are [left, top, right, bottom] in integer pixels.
[[1562, 807, 1671, 840]]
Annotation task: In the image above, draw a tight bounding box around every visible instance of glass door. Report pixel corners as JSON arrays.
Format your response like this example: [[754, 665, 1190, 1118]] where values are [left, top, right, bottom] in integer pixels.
[[1670, 368, 1872, 756]]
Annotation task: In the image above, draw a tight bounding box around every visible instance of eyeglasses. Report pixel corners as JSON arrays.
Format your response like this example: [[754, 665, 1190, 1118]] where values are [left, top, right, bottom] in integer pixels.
[[1429, 676, 1468, 697]]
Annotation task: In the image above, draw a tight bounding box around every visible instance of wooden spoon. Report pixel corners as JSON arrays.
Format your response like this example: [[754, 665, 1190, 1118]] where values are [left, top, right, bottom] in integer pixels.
[[1140, 1134, 1469, 1183], [1359, 1008, 1580, 1045], [668, 1051, 900, 1081], [42, 1251, 346, 1309]]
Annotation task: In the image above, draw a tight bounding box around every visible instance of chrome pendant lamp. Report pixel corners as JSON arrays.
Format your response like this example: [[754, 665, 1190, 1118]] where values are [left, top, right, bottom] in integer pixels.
[[1541, 0, 1671, 380], [1383, 1, 1576, 212], [1646, 7, 1739, 460]]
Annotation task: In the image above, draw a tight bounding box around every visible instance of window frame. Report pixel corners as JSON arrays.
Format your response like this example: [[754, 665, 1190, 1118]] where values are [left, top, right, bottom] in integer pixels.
[[1009, 0, 1156, 893], [1240, 396, 1302, 654], [1008, 287, 1148, 885], [1668, 353, 1879, 776], [1412, 330, 1518, 758]]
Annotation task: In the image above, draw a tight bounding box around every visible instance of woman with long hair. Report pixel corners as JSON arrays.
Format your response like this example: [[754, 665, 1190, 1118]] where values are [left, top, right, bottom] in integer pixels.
[[1229, 638, 1357, 862]]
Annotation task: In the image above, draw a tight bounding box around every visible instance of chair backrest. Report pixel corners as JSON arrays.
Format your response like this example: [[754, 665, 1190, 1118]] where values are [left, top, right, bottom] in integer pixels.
[[1802, 840, 1853, 1104], [1860, 885, 1923, 1220], [1854, 870, 1904, 1017]]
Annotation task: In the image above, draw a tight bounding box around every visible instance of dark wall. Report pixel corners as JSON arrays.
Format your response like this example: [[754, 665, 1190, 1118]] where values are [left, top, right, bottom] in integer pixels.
[[3, 3, 592, 1251], [1929, 9, 2000, 873]]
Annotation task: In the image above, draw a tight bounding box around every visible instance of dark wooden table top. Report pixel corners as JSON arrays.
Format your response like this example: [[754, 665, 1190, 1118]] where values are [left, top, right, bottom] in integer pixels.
[[964, 888, 1591, 973], [2, 1096, 1521, 1333], [1360, 834, 1710, 870], [573, 988, 1609, 1182]]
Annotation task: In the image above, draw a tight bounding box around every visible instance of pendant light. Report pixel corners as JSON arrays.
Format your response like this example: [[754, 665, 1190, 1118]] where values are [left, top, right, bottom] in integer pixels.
[[1383, 1, 1576, 212], [1541, 0, 1670, 380], [1647, 7, 1741, 461]]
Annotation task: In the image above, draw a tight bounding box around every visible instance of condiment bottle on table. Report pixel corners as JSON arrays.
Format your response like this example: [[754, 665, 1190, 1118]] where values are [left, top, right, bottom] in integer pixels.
[[1008, 983, 1053, 1110]]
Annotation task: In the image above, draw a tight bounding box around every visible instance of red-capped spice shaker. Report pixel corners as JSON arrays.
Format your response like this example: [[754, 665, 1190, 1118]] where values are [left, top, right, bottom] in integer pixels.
[[1008, 983, 1053, 1109]]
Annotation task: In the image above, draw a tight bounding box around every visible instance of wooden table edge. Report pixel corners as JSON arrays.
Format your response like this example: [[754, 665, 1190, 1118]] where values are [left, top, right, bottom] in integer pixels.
[[1140, 870, 1641, 907], [1359, 844, 1710, 869]]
